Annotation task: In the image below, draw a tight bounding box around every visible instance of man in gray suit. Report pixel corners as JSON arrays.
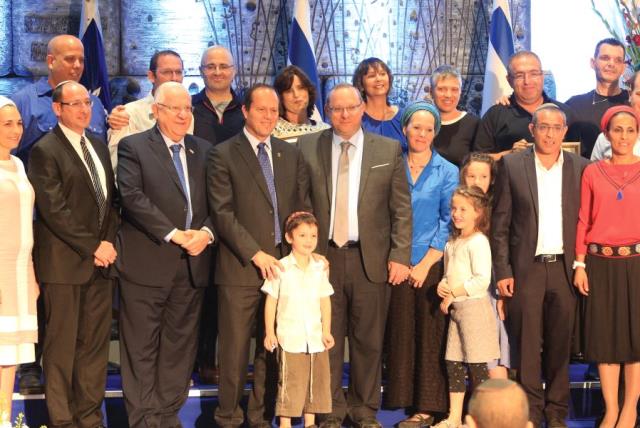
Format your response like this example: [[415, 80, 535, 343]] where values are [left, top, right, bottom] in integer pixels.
[[491, 104, 588, 428], [207, 84, 309, 427], [297, 83, 412, 428]]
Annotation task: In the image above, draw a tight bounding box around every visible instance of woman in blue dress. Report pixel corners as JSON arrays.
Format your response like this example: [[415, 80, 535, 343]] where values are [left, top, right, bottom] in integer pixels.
[[352, 57, 407, 151]]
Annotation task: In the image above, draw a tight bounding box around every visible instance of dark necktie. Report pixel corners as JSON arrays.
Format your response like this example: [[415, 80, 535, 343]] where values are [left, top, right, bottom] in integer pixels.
[[79, 136, 106, 228], [333, 141, 351, 247], [170, 144, 192, 229], [257, 142, 281, 245]]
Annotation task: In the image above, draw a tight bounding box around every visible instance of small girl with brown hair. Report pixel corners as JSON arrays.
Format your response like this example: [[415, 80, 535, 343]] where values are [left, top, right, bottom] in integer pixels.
[[434, 185, 500, 428], [262, 212, 334, 428]]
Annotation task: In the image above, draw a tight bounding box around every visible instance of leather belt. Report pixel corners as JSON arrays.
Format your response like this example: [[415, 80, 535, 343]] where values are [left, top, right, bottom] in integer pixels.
[[534, 254, 563, 263]]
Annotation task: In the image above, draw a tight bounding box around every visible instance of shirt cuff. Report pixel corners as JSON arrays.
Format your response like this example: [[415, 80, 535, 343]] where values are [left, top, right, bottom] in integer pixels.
[[201, 227, 214, 244], [165, 228, 178, 243]]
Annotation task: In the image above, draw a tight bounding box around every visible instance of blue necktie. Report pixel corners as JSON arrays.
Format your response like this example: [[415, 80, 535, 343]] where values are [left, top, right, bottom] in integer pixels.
[[170, 144, 192, 229], [257, 142, 281, 245]]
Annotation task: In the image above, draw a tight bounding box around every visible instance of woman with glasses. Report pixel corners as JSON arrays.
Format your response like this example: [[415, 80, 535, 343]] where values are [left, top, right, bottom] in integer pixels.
[[0, 96, 38, 428], [352, 58, 407, 151], [385, 100, 458, 427], [430, 65, 479, 167], [272, 65, 329, 143]]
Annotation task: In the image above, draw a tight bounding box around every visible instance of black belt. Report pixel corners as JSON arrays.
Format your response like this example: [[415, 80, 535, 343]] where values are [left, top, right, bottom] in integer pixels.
[[329, 240, 360, 249], [534, 254, 563, 263]]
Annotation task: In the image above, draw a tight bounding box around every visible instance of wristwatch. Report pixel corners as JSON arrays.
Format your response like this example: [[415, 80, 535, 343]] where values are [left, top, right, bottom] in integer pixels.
[[572, 260, 586, 270]]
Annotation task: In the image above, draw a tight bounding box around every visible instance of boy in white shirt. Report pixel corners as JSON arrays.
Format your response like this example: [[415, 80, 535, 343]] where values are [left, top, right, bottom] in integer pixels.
[[262, 212, 334, 428]]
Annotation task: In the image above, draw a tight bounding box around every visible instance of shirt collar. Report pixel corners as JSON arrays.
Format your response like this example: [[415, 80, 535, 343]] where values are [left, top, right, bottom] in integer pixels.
[[58, 122, 86, 145], [243, 127, 272, 152], [283, 252, 320, 271], [331, 127, 364, 149], [534, 147, 564, 170], [158, 127, 185, 150], [36, 78, 54, 97]]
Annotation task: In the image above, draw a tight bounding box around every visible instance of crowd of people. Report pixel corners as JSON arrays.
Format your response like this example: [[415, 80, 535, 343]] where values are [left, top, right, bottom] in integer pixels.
[[0, 32, 639, 428]]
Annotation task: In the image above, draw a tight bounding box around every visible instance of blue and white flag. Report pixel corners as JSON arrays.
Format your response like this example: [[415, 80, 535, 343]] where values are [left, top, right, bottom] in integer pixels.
[[481, 0, 514, 116], [79, 0, 112, 111], [288, 0, 323, 119]]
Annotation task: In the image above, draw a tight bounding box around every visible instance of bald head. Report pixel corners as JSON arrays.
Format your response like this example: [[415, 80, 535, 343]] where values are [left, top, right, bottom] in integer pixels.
[[47, 35, 85, 86], [200, 45, 236, 94], [466, 379, 532, 428]]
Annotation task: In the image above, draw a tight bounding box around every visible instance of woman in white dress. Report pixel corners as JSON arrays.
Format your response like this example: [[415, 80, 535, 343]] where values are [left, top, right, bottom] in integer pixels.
[[0, 96, 38, 428]]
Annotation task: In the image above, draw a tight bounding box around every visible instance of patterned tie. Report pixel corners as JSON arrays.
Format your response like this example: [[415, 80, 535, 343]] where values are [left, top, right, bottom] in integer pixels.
[[79, 136, 106, 228], [257, 142, 281, 245], [170, 144, 192, 229], [333, 141, 351, 247]]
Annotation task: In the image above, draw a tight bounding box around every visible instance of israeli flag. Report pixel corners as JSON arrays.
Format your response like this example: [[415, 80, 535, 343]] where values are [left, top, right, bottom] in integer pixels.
[[288, 0, 323, 119], [481, 0, 515, 116], [79, 0, 112, 111]]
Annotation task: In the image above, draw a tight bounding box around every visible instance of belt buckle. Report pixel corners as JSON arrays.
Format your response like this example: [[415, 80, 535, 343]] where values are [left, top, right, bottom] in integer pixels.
[[542, 254, 557, 263]]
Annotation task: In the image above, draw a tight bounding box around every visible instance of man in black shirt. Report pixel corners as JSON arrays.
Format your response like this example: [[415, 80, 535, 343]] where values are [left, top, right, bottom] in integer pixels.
[[565, 38, 628, 158], [473, 51, 578, 160]]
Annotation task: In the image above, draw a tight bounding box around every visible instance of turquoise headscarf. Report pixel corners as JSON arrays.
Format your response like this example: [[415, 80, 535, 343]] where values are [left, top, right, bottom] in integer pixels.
[[400, 100, 441, 135]]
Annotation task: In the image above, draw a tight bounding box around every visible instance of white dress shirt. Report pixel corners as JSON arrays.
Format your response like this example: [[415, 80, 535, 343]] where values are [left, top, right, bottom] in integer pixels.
[[243, 127, 273, 169], [261, 254, 334, 353], [329, 128, 364, 241], [59, 123, 107, 197], [534, 150, 564, 255]]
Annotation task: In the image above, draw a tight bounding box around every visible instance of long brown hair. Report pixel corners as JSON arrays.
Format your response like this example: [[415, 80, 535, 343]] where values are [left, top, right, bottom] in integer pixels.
[[450, 185, 491, 239], [459, 152, 497, 197]]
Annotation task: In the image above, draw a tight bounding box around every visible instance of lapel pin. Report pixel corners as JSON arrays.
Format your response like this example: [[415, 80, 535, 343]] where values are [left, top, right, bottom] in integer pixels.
[[188, 148, 195, 155], [277, 152, 281, 158]]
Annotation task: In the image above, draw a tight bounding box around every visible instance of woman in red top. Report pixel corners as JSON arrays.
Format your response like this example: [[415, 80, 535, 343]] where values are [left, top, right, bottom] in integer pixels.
[[574, 105, 640, 428]]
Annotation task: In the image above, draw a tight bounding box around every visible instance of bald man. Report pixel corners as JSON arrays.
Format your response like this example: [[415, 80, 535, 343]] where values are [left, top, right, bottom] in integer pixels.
[[28, 81, 118, 428], [466, 379, 533, 428], [115, 82, 215, 427]]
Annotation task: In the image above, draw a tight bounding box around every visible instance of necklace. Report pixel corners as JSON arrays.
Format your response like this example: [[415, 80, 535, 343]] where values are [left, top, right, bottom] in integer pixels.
[[592, 92, 610, 105], [596, 161, 640, 200]]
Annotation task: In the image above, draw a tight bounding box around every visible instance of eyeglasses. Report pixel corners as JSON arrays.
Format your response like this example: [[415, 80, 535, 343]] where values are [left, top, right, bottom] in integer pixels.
[[511, 71, 543, 81], [200, 63, 234, 73], [534, 124, 565, 133], [157, 103, 194, 115], [59, 99, 93, 109], [156, 69, 184, 77], [327, 103, 363, 114]]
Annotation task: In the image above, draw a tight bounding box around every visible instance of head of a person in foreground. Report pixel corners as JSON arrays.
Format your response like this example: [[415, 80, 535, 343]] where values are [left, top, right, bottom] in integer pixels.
[[465, 379, 533, 428]]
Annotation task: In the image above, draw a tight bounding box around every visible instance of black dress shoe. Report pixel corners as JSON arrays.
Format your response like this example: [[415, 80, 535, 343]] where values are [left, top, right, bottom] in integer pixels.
[[546, 417, 567, 428], [355, 417, 382, 428], [318, 416, 342, 428], [584, 363, 600, 381], [18, 372, 43, 395]]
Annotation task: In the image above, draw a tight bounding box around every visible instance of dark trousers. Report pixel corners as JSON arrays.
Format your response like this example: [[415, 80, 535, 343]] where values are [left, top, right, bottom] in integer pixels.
[[119, 263, 203, 428], [197, 285, 218, 371], [508, 261, 575, 426], [215, 285, 278, 427], [326, 245, 391, 423], [42, 274, 113, 428]]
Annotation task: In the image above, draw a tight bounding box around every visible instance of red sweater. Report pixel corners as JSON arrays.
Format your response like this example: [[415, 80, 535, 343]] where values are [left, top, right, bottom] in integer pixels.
[[576, 160, 640, 255]]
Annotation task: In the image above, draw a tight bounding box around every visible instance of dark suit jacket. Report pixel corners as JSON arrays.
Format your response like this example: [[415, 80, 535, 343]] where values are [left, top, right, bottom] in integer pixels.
[[28, 125, 119, 285], [491, 147, 589, 285], [115, 127, 213, 288], [207, 132, 309, 287], [297, 129, 412, 284]]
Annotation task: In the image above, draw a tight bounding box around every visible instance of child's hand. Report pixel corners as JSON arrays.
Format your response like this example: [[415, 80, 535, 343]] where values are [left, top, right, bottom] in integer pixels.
[[322, 332, 335, 350], [440, 295, 453, 314], [264, 333, 278, 352], [437, 280, 451, 298]]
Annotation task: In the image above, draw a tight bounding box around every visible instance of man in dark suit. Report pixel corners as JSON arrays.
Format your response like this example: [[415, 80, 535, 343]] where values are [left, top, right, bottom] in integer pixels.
[[207, 83, 309, 427], [115, 82, 215, 428], [491, 103, 589, 428], [297, 83, 412, 428], [27, 81, 118, 428]]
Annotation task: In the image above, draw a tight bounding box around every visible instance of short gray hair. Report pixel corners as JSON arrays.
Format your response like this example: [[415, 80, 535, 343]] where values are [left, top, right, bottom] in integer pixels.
[[531, 103, 566, 126], [154, 81, 189, 104], [430, 65, 462, 91], [325, 83, 362, 108]]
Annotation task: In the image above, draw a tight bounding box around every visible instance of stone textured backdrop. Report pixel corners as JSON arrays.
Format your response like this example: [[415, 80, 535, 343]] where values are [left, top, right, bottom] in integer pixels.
[[0, 0, 530, 115]]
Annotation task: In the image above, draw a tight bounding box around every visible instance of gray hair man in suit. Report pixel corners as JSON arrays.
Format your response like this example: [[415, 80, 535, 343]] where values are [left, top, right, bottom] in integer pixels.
[[491, 103, 589, 428], [297, 83, 412, 428]]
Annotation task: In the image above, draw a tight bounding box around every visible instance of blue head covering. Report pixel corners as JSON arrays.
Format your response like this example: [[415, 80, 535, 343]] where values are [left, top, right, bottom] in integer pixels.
[[400, 99, 441, 135]]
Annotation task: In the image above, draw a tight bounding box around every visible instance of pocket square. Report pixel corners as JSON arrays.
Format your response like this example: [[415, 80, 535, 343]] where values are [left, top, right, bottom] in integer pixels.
[[371, 163, 390, 169]]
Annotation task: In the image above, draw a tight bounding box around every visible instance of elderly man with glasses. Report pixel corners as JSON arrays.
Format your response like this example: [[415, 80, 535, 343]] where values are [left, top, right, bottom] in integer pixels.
[[115, 81, 215, 428], [473, 51, 580, 160]]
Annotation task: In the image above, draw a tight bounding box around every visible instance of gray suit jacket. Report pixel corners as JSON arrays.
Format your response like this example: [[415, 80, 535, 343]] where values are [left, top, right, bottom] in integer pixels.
[[297, 129, 412, 283], [491, 147, 589, 285], [207, 132, 310, 287]]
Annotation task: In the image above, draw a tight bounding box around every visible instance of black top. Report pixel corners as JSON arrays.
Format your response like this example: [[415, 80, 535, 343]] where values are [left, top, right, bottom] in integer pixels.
[[192, 88, 245, 146], [565, 89, 629, 158], [433, 112, 479, 167], [473, 93, 579, 155]]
